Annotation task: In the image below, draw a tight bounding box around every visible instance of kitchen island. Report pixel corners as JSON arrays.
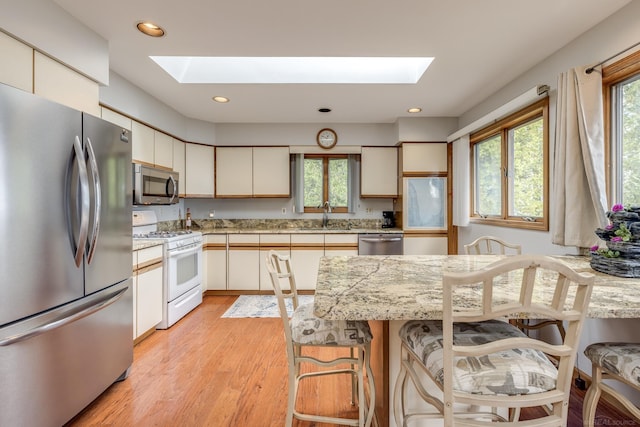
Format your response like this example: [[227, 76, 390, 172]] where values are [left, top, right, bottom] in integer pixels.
[[314, 255, 640, 427]]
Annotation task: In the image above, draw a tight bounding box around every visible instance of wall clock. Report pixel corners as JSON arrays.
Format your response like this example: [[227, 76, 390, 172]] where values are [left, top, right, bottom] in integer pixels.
[[316, 128, 337, 149]]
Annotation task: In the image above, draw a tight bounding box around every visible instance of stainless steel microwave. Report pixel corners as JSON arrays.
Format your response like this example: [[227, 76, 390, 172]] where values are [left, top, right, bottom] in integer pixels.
[[133, 163, 179, 205]]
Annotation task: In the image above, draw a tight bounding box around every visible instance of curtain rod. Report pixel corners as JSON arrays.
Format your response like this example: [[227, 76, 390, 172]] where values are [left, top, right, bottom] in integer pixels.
[[586, 40, 640, 74]]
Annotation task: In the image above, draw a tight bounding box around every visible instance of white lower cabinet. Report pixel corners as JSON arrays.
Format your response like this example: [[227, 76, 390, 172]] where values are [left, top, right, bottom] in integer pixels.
[[324, 234, 358, 256], [203, 234, 228, 291], [403, 235, 448, 255], [132, 245, 163, 341], [228, 234, 260, 291], [290, 234, 325, 290], [259, 234, 291, 291]]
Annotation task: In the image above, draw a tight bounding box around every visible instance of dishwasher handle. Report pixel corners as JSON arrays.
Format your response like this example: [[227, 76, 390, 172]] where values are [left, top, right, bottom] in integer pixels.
[[359, 237, 403, 243]]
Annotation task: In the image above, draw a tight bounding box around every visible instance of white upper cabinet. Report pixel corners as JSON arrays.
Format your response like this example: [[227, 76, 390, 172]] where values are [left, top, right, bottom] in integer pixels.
[[253, 146, 290, 197], [215, 147, 253, 197], [153, 131, 173, 170], [216, 146, 290, 198], [185, 143, 214, 197], [361, 146, 398, 197], [33, 52, 100, 116], [101, 108, 132, 131], [173, 139, 186, 197], [131, 121, 155, 165], [402, 142, 448, 173], [0, 31, 33, 93]]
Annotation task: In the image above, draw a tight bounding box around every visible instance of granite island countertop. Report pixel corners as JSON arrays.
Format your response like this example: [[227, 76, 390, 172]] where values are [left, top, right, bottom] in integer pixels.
[[314, 255, 640, 321]]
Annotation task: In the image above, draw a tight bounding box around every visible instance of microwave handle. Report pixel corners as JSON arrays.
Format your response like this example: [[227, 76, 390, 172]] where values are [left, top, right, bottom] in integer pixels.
[[167, 175, 178, 203]]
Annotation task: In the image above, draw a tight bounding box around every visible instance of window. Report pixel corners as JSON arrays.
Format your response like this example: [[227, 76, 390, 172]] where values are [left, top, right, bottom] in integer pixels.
[[303, 155, 349, 213], [604, 50, 640, 207], [470, 98, 549, 230]]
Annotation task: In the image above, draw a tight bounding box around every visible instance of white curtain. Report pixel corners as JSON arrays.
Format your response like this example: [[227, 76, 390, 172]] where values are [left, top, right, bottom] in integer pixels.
[[551, 65, 608, 247], [452, 135, 470, 227]]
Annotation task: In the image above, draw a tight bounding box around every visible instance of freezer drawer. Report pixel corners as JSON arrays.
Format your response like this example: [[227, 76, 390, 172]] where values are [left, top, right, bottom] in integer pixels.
[[0, 279, 133, 427]]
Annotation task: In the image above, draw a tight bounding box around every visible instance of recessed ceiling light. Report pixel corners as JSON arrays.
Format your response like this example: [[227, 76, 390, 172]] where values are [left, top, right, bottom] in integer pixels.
[[408, 107, 422, 113], [136, 21, 165, 37], [150, 56, 434, 84], [212, 96, 230, 103], [318, 108, 331, 113]]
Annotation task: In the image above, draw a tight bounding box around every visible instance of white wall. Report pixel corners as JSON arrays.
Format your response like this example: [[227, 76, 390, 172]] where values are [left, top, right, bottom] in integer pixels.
[[455, 0, 640, 393]]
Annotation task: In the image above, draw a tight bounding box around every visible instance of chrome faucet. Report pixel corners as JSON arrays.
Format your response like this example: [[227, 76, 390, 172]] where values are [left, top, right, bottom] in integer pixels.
[[320, 200, 332, 228]]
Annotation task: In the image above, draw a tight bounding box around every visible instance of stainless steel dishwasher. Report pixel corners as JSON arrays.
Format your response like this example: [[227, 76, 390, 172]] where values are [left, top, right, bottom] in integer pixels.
[[358, 233, 404, 255]]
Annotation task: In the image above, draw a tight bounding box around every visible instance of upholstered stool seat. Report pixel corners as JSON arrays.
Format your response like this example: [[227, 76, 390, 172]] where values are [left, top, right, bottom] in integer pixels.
[[583, 342, 640, 426], [399, 319, 558, 396], [291, 302, 373, 346]]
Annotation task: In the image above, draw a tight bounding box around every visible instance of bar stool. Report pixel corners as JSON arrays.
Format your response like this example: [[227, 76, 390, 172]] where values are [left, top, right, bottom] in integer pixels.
[[583, 342, 640, 426], [266, 250, 376, 427]]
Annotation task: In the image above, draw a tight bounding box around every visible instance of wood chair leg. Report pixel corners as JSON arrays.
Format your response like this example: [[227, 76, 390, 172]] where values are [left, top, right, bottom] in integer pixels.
[[583, 366, 603, 427]]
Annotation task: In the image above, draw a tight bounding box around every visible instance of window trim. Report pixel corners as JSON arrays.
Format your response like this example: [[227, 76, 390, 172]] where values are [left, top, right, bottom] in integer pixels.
[[602, 49, 640, 206], [469, 97, 549, 231], [303, 154, 349, 213]]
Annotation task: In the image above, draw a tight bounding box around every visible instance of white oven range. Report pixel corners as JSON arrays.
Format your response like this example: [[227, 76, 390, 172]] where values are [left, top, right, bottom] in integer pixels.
[[133, 210, 203, 329]]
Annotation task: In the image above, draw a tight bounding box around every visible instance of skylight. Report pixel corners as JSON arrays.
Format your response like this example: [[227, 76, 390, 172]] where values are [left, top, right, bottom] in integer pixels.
[[150, 56, 434, 84]]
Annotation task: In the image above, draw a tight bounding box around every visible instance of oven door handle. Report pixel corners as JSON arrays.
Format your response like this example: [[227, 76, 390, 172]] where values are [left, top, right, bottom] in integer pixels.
[[167, 243, 202, 256]]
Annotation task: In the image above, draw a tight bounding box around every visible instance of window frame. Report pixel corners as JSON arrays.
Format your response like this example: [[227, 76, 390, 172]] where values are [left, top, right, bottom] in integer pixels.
[[303, 154, 349, 213], [602, 49, 640, 206], [469, 97, 549, 230]]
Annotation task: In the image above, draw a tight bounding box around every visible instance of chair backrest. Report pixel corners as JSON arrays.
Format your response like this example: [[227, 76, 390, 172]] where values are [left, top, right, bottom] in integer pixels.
[[441, 255, 594, 425], [464, 235, 522, 255], [265, 250, 299, 344]]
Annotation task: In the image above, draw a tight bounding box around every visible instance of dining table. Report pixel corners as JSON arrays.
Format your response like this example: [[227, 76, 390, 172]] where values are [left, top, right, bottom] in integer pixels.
[[313, 254, 640, 427]]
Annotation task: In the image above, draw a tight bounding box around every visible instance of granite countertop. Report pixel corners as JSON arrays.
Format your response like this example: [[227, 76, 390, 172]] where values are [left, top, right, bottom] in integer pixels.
[[200, 227, 403, 235], [313, 255, 640, 321]]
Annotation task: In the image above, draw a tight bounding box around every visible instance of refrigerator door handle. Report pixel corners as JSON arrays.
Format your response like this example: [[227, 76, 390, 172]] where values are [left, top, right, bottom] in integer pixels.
[[85, 137, 101, 264], [72, 135, 90, 268], [0, 288, 127, 347]]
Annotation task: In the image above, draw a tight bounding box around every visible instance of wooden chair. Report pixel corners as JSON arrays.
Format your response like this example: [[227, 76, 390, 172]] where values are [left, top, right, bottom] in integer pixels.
[[464, 235, 522, 255], [393, 255, 594, 427], [265, 250, 376, 427], [583, 343, 640, 426], [465, 236, 566, 341]]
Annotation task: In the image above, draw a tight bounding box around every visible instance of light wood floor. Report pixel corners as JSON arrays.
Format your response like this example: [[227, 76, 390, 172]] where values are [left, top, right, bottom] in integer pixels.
[[66, 296, 635, 427]]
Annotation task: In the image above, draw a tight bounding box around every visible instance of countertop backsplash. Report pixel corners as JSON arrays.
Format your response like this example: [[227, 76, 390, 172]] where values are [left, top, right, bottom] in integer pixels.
[[158, 218, 398, 233]]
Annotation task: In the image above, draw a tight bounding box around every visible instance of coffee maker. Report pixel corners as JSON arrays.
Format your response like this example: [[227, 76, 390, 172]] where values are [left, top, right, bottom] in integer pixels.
[[382, 211, 395, 228]]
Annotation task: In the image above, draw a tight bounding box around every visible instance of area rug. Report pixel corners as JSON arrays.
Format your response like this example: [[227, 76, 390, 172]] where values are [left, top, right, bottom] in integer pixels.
[[221, 295, 314, 318]]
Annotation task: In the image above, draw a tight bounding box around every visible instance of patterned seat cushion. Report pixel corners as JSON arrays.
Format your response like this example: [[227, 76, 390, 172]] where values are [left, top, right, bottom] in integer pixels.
[[399, 319, 558, 396], [584, 342, 640, 387], [290, 303, 373, 346]]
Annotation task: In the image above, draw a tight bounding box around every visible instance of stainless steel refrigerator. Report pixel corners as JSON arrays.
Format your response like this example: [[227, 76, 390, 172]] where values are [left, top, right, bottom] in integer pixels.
[[0, 83, 133, 426]]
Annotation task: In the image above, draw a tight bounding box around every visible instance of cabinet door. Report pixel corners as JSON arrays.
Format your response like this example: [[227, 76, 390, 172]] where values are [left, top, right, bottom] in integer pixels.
[[253, 147, 290, 197], [361, 147, 398, 197], [131, 121, 155, 166], [101, 108, 132, 131], [136, 263, 163, 337], [259, 234, 291, 291], [324, 234, 358, 256], [185, 143, 214, 197], [154, 131, 173, 169], [173, 139, 186, 197], [403, 235, 448, 255], [0, 31, 33, 92], [290, 234, 324, 290], [216, 147, 253, 197], [227, 234, 260, 290], [34, 52, 100, 116], [204, 234, 227, 290], [402, 142, 447, 173]]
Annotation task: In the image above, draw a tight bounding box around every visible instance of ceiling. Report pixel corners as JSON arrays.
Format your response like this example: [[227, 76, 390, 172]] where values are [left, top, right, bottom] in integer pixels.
[[53, 0, 630, 124]]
